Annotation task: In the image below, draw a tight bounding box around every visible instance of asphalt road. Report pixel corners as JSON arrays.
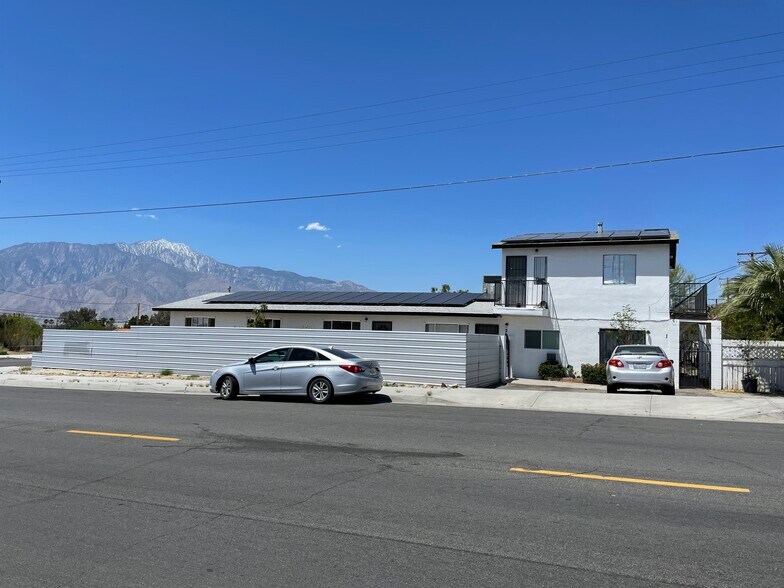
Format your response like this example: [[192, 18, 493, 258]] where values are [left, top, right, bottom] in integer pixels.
[[0, 357, 32, 368], [1, 387, 782, 587]]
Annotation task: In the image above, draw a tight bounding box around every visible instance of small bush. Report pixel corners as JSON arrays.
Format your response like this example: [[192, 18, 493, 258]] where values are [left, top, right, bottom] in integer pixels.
[[19, 366, 31, 373], [580, 363, 607, 385], [0, 349, 7, 355], [160, 369, 173, 376], [538, 361, 566, 380]]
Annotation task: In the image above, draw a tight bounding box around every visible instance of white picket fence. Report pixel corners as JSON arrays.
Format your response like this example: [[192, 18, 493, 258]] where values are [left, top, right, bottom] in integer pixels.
[[722, 340, 784, 393]]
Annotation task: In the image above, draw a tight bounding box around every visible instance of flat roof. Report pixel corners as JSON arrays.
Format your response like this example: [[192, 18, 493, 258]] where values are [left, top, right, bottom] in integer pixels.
[[493, 228, 679, 248], [205, 290, 491, 307]]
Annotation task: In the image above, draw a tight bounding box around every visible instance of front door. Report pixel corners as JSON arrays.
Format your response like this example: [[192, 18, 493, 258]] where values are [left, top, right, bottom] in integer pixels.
[[505, 255, 527, 306], [279, 347, 320, 393], [244, 348, 289, 392]]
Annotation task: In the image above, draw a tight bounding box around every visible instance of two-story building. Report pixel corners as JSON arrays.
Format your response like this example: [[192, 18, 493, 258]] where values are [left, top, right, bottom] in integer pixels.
[[154, 226, 721, 389]]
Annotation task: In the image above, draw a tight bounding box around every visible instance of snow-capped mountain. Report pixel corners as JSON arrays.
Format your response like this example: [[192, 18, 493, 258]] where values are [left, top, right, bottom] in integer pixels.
[[0, 240, 369, 320]]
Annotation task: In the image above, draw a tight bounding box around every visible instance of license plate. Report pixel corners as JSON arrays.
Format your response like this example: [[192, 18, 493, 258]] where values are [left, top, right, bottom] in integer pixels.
[[631, 363, 648, 370]]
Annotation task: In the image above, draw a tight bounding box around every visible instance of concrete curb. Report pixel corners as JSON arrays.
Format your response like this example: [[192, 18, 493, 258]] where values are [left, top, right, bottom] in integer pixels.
[[1, 372, 782, 424]]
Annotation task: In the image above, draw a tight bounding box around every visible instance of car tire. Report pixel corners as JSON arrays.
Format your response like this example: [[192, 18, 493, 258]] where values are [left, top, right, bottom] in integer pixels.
[[662, 385, 675, 396], [307, 377, 334, 404], [218, 375, 238, 400], [607, 384, 617, 394]]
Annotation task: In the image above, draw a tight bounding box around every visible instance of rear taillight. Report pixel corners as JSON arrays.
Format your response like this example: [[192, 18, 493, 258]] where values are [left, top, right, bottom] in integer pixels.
[[339, 364, 365, 374], [656, 359, 673, 368], [608, 359, 625, 368]]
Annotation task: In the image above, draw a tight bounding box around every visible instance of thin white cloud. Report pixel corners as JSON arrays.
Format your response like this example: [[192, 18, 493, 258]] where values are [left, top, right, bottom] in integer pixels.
[[337, 244, 343, 249], [135, 213, 158, 220], [323, 233, 333, 239], [300, 221, 329, 231]]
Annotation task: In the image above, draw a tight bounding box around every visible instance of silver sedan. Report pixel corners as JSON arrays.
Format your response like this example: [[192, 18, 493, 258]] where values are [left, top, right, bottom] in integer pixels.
[[606, 345, 676, 395], [210, 345, 383, 403]]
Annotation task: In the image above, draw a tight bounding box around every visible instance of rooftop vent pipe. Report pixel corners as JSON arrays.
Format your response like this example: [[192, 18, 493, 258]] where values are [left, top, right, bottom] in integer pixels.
[[597, 221, 604, 234]]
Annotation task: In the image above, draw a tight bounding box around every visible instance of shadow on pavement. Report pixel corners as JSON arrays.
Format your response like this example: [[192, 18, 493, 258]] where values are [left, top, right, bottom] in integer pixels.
[[215, 393, 393, 405]]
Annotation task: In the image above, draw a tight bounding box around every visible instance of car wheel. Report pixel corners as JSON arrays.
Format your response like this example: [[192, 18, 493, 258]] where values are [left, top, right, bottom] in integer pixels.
[[662, 385, 675, 396], [307, 377, 334, 404], [218, 375, 238, 400], [607, 384, 617, 394]]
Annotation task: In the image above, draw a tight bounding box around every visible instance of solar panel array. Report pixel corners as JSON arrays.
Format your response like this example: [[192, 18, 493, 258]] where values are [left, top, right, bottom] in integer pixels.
[[500, 228, 671, 243], [206, 291, 489, 307]]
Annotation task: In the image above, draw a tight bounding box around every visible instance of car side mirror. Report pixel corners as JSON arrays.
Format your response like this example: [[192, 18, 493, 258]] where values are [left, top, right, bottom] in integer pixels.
[[248, 357, 256, 365]]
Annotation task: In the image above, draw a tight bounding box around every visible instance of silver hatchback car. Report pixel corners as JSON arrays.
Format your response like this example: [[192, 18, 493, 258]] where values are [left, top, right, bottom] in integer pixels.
[[606, 345, 675, 395], [210, 345, 383, 403]]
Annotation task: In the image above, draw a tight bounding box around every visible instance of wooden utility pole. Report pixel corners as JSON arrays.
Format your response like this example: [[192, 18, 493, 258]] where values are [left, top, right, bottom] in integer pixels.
[[737, 251, 766, 263], [136, 302, 141, 322]]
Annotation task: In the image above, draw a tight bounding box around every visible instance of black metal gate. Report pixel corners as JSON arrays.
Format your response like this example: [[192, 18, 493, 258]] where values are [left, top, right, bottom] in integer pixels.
[[679, 340, 711, 389]]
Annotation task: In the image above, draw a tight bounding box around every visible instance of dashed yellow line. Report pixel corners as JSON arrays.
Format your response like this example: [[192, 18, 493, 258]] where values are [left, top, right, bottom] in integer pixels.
[[510, 467, 749, 493], [67, 429, 180, 442]]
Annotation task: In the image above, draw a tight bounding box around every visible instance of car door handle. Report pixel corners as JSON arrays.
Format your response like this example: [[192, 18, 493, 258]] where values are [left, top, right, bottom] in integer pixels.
[[308, 363, 315, 367], [272, 366, 280, 370]]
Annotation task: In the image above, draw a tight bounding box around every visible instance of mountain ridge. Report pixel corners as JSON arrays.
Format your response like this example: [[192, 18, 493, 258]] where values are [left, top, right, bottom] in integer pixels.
[[0, 239, 369, 320]]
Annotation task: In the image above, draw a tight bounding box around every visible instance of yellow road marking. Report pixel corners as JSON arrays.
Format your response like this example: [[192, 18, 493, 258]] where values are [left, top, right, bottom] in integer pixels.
[[67, 430, 180, 442], [510, 467, 749, 493]]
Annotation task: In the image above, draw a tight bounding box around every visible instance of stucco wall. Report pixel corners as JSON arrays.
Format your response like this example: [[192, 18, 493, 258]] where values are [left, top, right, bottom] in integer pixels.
[[501, 243, 671, 321]]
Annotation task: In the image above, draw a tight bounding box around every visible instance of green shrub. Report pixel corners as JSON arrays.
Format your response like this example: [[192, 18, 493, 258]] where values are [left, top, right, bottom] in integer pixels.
[[538, 361, 566, 380], [159, 369, 173, 376], [580, 363, 607, 385]]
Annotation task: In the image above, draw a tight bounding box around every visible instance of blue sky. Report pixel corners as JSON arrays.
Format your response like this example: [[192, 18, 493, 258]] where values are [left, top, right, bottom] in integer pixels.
[[1, 1, 782, 295]]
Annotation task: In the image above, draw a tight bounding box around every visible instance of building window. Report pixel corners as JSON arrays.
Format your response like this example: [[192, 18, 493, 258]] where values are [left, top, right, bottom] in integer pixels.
[[533, 257, 548, 283], [525, 330, 560, 349], [603, 254, 636, 285], [247, 318, 281, 328], [323, 320, 361, 330], [475, 324, 500, 335], [185, 317, 215, 327], [425, 323, 469, 334], [372, 321, 393, 331]]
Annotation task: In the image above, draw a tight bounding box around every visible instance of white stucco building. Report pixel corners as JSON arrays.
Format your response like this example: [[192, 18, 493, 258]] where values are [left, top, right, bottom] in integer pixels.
[[155, 226, 721, 389]]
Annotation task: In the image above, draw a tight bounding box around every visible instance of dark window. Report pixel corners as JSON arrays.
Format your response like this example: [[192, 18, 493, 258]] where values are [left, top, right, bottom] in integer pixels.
[[317, 352, 331, 361], [289, 348, 317, 361], [255, 348, 290, 363], [534, 257, 548, 283], [323, 321, 361, 330], [425, 323, 468, 334], [475, 324, 500, 335], [524, 330, 542, 349], [186, 317, 215, 327], [247, 318, 281, 328], [542, 330, 559, 350], [599, 329, 646, 362], [327, 348, 361, 360], [372, 321, 393, 331], [603, 254, 637, 285]]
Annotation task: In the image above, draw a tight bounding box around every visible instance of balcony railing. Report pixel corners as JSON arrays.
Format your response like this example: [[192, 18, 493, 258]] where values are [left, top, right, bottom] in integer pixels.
[[670, 282, 709, 319], [483, 277, 548, 309]]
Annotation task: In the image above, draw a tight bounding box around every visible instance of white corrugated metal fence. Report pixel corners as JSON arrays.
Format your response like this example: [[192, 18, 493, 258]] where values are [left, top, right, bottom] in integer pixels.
[[33, 326, 504, 387]]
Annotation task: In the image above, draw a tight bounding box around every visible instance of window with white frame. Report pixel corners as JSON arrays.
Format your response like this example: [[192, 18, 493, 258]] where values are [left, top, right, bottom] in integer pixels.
[[603, 254, 636, 285], [425, 323, 468, 334], [185, 317, 215, 327], [524, 329, 560, 349], [323, 320, 361, 330], [246, 318, 281, 328]]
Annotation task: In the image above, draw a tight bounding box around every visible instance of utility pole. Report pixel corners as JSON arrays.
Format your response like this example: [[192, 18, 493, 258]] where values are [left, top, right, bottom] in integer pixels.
[[136, 302, 141, 322], [737, 251, 766, 263]]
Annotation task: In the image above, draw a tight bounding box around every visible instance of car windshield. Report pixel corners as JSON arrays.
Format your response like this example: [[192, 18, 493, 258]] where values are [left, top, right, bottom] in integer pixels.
[[323, 347, 360, 360], [615, 346, 664, 356]]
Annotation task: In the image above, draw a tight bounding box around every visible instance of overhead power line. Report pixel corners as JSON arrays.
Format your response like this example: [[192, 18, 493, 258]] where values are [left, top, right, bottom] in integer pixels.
[[1, 30, 781, 161], [0, 143, 781, 221], [3, 73, 782, 178], [694, 264, 740, 281], [5, 58, 782, 174], [3, 48, 781, 168]]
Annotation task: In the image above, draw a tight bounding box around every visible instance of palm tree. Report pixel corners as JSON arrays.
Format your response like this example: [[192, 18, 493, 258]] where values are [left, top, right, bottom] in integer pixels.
[[717, 244, 784, 337]]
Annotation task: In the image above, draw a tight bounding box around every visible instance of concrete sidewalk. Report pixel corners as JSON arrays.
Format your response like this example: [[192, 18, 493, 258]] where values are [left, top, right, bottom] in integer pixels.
[[1, 370, 782, 424]]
